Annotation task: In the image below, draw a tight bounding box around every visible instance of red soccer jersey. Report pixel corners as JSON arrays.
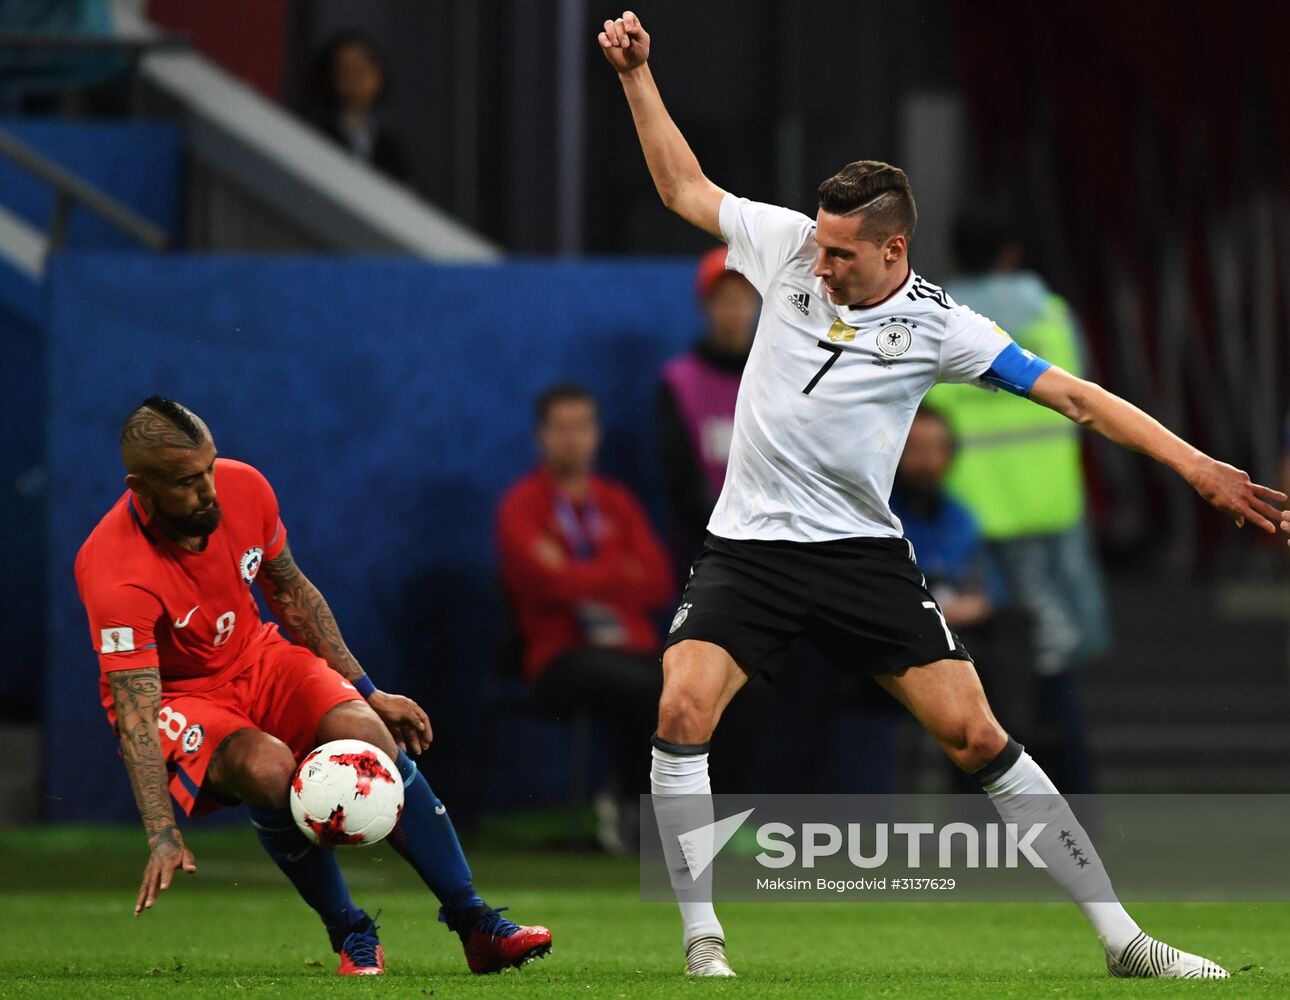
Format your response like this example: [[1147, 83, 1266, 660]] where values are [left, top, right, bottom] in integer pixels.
[[75, 458, 289, 722]]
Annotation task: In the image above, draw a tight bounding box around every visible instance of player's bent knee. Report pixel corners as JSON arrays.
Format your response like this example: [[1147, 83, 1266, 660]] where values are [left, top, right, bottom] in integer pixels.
[[209, 730, 297, 809], [656, 684, 718, 745], [316, 699, 397, 757], [946, 722, 1008, 773], [245, 751, 298, 807]]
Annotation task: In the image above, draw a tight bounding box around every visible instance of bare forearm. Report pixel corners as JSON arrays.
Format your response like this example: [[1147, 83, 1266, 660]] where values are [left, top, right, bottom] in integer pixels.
[[259, 544, 365, 682], [600, 13, 722, 235], [265, 581, 364, 680], [619, 66, 707, 210], [1036, 369, 1203, 480], [1030, 366, 1288, 531], [110, 669, 179, 842]]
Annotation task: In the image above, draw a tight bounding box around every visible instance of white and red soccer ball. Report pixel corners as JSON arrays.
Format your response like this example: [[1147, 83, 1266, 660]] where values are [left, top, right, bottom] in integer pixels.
[[290, 739, 404, 847]]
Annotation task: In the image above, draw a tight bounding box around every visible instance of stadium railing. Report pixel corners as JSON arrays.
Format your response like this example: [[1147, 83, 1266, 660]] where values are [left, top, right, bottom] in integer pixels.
[[0, 124, 167, 285]]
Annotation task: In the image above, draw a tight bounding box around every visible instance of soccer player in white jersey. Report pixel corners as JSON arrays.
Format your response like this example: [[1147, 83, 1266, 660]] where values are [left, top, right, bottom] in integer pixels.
[[598, 10, 1290, 982]]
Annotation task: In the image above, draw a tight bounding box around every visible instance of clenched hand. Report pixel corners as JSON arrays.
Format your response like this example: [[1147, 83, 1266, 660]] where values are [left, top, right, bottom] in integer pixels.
[[598, 10, 650, 73]]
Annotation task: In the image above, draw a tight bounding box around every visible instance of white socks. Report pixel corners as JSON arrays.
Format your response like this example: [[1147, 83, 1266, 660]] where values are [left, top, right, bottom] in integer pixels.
[[981, 749, 1141, 955], [654, 740, 1140, 956], [651, 747, 725, 947]]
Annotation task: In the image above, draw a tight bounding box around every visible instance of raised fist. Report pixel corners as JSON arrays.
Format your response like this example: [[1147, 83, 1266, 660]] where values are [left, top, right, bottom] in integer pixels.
[[598, 10, 650, 73]]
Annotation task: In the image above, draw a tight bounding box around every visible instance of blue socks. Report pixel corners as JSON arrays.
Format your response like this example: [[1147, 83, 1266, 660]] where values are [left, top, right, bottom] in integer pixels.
[[388, 749, 489, 938], [252, 753, 486, 946], [249, 805, 367, 948]]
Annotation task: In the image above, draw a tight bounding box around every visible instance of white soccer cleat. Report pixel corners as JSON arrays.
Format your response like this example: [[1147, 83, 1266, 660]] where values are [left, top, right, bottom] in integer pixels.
[[685, 935, 736, 977], [1106, 932, 1229, 979]]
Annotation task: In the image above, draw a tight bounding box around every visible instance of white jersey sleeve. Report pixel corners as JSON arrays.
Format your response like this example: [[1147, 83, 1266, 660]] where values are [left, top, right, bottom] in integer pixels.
[[937, 307, 1012, 385], [719, 193, 815, 296]]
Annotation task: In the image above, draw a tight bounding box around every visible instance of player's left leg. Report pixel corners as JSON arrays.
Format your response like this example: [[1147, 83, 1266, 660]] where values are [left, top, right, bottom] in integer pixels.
[[314, 699, 552, 974], [876, 658, 1228, 979], [313, 702, 484, 921]]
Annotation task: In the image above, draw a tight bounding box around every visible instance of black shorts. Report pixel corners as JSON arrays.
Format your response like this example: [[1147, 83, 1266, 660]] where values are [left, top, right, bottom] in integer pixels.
[[663, 533, 972, 678]]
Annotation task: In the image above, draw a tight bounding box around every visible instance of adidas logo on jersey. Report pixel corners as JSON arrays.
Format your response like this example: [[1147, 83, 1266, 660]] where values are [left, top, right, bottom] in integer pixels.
[[787, 291, 810, 316]]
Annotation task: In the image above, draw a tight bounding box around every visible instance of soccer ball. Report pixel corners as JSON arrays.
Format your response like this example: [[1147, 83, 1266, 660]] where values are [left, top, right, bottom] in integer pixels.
[[290, 739, 404, 847]]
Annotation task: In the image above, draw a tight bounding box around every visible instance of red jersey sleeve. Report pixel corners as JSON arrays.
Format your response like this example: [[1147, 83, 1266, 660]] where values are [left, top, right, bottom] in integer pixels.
[[239, 462, 288, 560], [82, 579, 164, 675]]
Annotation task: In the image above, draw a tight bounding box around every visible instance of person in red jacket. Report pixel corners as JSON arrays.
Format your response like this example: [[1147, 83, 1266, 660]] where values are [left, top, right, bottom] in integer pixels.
[[497, 383, 673, 847]]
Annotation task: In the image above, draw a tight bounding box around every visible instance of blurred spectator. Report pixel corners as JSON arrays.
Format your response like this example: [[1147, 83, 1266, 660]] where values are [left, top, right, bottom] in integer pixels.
[[924, 201, 1108, 793], [891, 408, 997, 632], [497, 383, 672, 851], [306, 31, 408, 182], [657, 247, 758, 567], [887, 408, 1034, 791]]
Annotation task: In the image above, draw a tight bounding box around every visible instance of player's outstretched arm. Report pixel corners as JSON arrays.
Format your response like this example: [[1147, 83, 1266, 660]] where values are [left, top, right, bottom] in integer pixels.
[[108, 667, 197, 915], [258, 543, 432, 753], [598, 10, 725, 238], [1028, 366, 1289, 536]]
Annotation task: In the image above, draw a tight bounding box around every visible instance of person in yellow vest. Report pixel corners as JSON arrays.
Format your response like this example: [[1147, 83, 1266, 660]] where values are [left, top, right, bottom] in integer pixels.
[[924, 203, 1109, 793]]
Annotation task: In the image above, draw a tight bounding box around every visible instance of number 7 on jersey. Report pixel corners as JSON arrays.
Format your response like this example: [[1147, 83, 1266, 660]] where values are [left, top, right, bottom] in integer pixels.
[[922, 601, 955, 651], [802, 340, 844, 395]]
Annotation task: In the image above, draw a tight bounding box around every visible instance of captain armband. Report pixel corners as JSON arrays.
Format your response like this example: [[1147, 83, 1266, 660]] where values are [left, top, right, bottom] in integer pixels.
[[979, 341, 1052, 398]]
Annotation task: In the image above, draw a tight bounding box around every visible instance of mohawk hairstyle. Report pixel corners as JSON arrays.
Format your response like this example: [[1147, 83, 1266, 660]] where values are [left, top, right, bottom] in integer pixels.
[[120, 395, 207, 453], [143, 396, 202, 441], [817, 160, 918, 245]]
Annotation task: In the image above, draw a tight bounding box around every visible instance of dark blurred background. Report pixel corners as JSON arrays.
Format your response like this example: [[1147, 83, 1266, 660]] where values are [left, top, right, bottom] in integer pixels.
[[0, 0, 1286, 831]]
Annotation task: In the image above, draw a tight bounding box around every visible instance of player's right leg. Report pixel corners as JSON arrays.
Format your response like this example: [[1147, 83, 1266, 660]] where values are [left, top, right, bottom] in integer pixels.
[[653, 638, 748, 978], [655, 537, 806, 977], [206, 728, 382, 975], [657, 639, 749, 745]]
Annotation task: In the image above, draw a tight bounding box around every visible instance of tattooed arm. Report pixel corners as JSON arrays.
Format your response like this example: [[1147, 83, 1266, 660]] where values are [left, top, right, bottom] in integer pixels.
[[258, 542, 432, 752], [258, 542, 364, 681], [108, 667, 197, 915]]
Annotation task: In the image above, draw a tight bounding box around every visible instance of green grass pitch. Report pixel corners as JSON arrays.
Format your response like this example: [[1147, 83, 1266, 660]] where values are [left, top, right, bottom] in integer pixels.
[[2, 824, 1285, 998]]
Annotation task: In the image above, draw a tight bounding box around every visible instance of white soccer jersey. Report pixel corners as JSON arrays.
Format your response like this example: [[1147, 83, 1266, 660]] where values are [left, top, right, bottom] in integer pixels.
[[708, 193, 1014, 542]]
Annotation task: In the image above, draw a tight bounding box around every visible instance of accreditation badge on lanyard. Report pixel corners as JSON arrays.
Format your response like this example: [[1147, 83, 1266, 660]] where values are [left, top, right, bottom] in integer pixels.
[[553, 490, 627, 647]]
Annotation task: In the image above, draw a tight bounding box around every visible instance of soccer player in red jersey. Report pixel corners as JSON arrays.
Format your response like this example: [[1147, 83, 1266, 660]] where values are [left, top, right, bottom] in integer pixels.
[[75, 397, 552, 975]]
